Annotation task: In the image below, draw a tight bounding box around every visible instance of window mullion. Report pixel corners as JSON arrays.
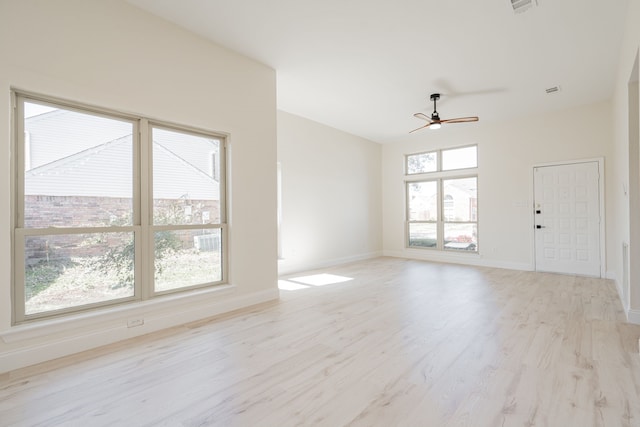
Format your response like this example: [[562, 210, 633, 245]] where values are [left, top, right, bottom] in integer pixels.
[[13, 229, 26, 323], [437, 178, 444, 250], [219, 140, 228, 225], [139, 119, 151, 300], [14, 95, 25, 228], [12, 95, 24, 323]]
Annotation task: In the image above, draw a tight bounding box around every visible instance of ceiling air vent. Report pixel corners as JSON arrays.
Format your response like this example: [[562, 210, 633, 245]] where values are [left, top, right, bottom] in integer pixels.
[[545, 86, 561, 94], [511, 0, 538, 14]]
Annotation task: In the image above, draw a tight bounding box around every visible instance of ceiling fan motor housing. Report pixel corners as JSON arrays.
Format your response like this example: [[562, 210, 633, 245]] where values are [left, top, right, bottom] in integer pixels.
[[430, 93, 441, 120]]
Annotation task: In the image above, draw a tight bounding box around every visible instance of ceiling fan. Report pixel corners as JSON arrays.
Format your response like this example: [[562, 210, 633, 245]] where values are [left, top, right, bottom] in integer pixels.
[[410, 93, 479, 132]]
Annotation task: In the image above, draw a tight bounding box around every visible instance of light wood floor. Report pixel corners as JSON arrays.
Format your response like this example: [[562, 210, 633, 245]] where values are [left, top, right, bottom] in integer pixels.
[[1, 257, 640, 427]]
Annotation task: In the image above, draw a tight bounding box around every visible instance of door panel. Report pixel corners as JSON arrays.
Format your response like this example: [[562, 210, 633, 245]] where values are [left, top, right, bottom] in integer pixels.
[[534, 162, 600, 277]]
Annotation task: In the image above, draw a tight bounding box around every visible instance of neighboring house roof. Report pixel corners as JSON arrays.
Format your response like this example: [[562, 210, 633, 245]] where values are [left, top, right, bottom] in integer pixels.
[[152, 142, 220, 200], [152, 128, 219, 179], [25, 108, 133, 170], [24, 109, 220, 201], [26, 135, 133, 198]]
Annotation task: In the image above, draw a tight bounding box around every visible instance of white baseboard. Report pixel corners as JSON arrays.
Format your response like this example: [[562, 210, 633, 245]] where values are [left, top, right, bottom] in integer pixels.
[[0, 287, 279, 374], [612, 276, 631, 321], [278, 251, 382, 276], [628, 309, 640, 325], [382, 249, 533, 272]]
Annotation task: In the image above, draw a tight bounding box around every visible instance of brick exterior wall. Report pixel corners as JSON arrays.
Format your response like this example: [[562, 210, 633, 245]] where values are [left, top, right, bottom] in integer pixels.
[[24, 195, 220, 265]]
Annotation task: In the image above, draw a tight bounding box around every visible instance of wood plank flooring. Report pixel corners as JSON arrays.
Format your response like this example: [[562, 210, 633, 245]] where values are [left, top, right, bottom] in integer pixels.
[[1, 257, 640, 426]]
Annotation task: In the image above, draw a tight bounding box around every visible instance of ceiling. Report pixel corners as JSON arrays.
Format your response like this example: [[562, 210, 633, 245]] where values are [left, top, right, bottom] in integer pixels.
[[126, 0, 630, 144]]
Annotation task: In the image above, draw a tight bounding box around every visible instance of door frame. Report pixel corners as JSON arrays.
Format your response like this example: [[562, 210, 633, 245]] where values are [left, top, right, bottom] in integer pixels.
[[531, 157, 605, 277]]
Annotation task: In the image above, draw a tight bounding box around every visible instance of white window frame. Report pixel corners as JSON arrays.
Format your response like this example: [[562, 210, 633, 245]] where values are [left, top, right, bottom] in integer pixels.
[[11, 90, 228, 324], [405, 144, 478, 252]]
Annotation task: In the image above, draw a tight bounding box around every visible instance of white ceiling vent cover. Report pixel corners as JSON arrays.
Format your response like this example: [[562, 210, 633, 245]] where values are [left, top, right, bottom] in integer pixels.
[[511, 0, 538, 14]]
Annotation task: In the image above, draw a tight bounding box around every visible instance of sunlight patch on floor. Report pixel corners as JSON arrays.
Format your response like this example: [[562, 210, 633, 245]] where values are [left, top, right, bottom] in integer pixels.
[[277, 280, 310, 291]]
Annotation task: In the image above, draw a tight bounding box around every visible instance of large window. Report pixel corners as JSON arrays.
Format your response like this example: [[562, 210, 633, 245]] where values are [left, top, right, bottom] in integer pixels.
[[406, 145, 478, 252], [12, 92, 226, 322]]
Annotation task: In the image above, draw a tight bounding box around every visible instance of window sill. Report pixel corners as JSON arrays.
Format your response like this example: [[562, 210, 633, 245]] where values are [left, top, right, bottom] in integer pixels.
[[406, 246, 480, 254], [405, 247, 482, 260]]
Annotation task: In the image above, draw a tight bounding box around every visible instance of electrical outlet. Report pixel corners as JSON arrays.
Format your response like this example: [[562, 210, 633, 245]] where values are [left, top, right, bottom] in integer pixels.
[[127, 318, 144, 328]]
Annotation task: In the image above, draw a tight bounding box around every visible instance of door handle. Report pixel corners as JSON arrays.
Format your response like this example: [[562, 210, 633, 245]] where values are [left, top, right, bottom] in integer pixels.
[[536, 225, 546, 229]]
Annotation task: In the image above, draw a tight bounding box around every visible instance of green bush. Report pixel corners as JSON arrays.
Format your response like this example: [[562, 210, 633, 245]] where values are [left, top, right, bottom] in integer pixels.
[[98, 231, 181, 288], [409, 238, 437, 248], [97, 205, 188, 288]]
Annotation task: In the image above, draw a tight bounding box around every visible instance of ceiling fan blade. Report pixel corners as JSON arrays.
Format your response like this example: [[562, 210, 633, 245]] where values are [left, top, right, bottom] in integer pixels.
[[440, 116, 479, 124], [409, 123, 431, 133], [413, 112, 433, 123]]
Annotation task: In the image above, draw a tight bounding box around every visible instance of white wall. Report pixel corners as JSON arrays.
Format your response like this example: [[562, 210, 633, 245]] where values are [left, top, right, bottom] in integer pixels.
[[277, 111, 382, 274], [382, 101, 613, 272], [610, 0, 640, 323], [0, 0, 278, 372]]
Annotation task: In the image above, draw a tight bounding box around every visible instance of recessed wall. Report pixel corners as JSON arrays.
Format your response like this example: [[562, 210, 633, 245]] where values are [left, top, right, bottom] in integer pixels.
[[277, 111, 382, 274], [382, 101, 613, 272]]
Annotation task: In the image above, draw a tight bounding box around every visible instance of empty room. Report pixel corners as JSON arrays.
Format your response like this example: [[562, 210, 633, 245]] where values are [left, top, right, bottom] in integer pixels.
[[1, 0, 640, 426]]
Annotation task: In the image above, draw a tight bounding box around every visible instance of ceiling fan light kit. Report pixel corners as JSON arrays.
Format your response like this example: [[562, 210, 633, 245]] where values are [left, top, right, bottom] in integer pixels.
[[410, 93, 479, 133]]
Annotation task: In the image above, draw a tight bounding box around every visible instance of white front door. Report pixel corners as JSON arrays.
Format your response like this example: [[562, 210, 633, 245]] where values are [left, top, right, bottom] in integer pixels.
[[533, 161, 601, 277]]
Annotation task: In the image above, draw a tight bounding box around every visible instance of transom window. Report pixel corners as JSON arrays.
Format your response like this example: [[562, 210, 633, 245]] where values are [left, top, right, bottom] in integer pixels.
[[12, 92, 227, 323], [405, 145, 478, 252]]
